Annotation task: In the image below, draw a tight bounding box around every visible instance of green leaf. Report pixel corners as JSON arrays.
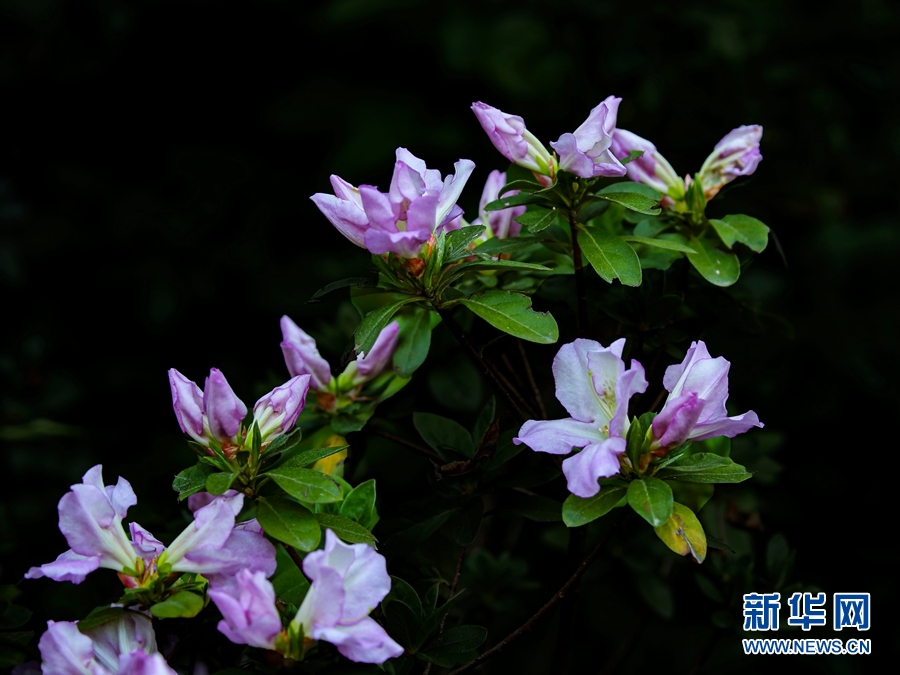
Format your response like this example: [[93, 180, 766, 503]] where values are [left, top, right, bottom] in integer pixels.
[[515, 206, 560, 233], [621, 236, 696, 253], [271, 545, 310, 606], [445, 226, 488, 262], [625, 414, 647, 470], [257, 497, 321, 551], [339, 479, 379, 530], [354, 296, 420, 355], [315, 513, 377, 547], [149, 591, 204, 619], [414, 412, 474, 459], [453, 259, 551, 274], [484, 193, 548, 211], [393, 308, 439, 377], [499, 178, 543, 194], [595, 183, 661, 215], [420, 626, 487, 666], [205, 472, 235, 496], [446, 499, 483, 546], [497, 493, 562, 522], [172, 463, 216, 501], [577, 226, 642, 286], [562, 485, 627, 527], [416, 592, 468, 649], [657, 453, 752, 483], [627, 477, 674, 527], [620, 149, 645, 165], [385, 576, 423, 619], [685, 235, 740, 287], [265, 466, 343, 503], [76, 607, 131, 633], [275, 443, 348, 470], [309, 275, 379, 302], [460, 290, 558, 344], [653, 502, 707, 563], [473, 235, 543, 258], [710, 214, 769, 252]]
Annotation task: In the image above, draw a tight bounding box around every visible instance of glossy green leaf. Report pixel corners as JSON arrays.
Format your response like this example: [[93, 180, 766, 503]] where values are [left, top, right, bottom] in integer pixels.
[[454, 259, 550, 274], [562, 485, 627, 527], [309, 275, 379, 302], [621, 236, 696, 253], [483, 193, 548, 211], [354, 296, 420, 355], [710, 214, 769, 252], [499, 178, 543, 194], [414, 412, 474, 458], [393, 308, 439, 378], [76, 607, 131, 633], [149, 592, 204, 619], [627, 477, 674, 527], [595, 183, 661, 215], [445, 226, 488, 262], [460, 290, 558, 344], [172, 463, 216, 501], [653, 502, 707, 563], [315, 513, 377, 547], [657, 453, 752, 483], [577, 226, 642, 286], [685, 235, 740, 287], [271, 544, 310, 606], [339, 479, 379, 530], [205, 472, 234, 496], [257, 497, 321, 552], [385, 576, 423, 619], [265, 466, 343, 503], [515, 206, 560, 233], [275, 443, 348, 470]]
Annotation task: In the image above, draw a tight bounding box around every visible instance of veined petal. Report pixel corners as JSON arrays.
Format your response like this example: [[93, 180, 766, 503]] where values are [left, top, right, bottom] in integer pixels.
[[651, 392, 703, 449], [561, 438, 626, 498], [663, 341, 712, 394], [24, 549, 101, 584], [292, 564, 345, 633], [310, 192, 368, 249], [679, 357, 730, 424], [609, 359, 648, 438], [355, 321, 399, 382], [252, 374, 311, 440], [167, 369, 205, 441], [130, 523, 165, 561], [389, 161, 426, 205], [115, 652, 177, 675], [84, 614, 157, 672], [404, 194, 439, 234], [364, 228, 429, 258], [551, 339, 609, 423], [435, 158, 476, 225], [38, 621, 95, 675], [550, 133, 595, 179], [691, 410, 763, 441], [164, 497, 238, 571], [209, 569, 281, 649], [359, 186, 398, 233], [514, 418, 601, 455], [314, 616, 404, 664]]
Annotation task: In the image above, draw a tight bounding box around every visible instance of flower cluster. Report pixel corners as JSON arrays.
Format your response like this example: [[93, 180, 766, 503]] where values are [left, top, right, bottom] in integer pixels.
[[168, 367, 310, 453], [311, 148, 475, 258], [515, 340, 762, 498], [26, 466, 276, 588], [210, 530, 403, 663]]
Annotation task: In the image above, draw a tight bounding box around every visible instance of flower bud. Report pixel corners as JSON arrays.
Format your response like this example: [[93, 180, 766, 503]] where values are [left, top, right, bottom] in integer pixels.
[[252, 374, 311, 441], [203, 368, 248, 445], [610, 129, 686, 199], [471, 102, 556, 177], [280, 315, 333, 390], [697, 125, 763, 199], [168, 368, 206, 445], [550, 96, 627, 179], [354, 321, 400, 384]]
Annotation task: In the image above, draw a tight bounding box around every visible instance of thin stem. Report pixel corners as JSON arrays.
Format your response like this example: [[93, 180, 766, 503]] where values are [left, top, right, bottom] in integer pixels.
[[423, 547, 468, 675], [436, 307, 529, 424], [369, 427, 443, 462], [517, 339, 546, 419], [568, 213, 590, 337], [448, 518, 620, 675], [282, 543, 305, 570]]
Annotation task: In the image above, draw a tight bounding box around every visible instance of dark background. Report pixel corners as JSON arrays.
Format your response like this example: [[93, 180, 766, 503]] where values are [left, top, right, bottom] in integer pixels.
[[1, 0, 896, 671]]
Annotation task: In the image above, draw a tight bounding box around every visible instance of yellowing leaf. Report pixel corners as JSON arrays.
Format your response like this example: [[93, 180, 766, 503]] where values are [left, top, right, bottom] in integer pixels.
[[653, 502, 707, 563]]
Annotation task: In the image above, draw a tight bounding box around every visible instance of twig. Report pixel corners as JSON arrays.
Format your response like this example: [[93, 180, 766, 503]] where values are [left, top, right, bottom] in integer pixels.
[[369, 427, 443, 461], [423, 547, 468, 675], [517, 340, 546, 419], [282, 543, 305, 570], [568, 214, 590, 337], [436, 307, 529, 424], [448, 518, 620, 674]]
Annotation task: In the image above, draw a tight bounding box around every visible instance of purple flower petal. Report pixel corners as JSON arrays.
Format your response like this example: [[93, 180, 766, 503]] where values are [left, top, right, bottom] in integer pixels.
[[209, 569, 282, 649], [38, 621, 96, 675], [561, 437, 626, 498], [168, 369, 205, 442], [314, 617, 404, 664], [514, 418, 601, 455], [252, 374, 311, 440], [280, 315, 333, 390], [203, 369, 247, 444], [310, 175, 369, 248], [25, 549, 101, 584], [355, 321, 399, 382]]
